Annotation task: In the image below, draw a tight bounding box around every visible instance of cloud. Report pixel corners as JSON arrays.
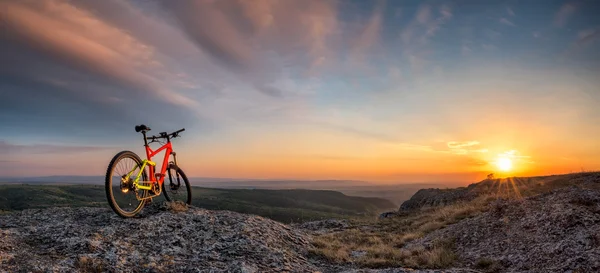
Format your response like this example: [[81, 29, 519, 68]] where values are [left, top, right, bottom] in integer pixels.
[[462, 45, 473, 56], [0, 0, 210, 142], [443, 141, 488, 155], [351, 1, 385, 60], [392, 140, 488, 156], [554, 2, 577, 27], [500, 18, 516, 27], [577, 28, 600, 46], [398, 3, 453, 75], [159, 1, 255, 73], [447, 141, 480, 149], [0, 0, 197, 108], [159, 0, 339, 96], [1, 0, 337, 141], [507, 7, 515, 17], [416, 4, 432, 24], [497, 150, 533, 163], [561, 27, 600, 58]]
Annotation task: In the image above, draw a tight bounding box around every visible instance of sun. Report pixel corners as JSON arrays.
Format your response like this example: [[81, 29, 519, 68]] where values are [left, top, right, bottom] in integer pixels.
[[496, 157, 513, 172]]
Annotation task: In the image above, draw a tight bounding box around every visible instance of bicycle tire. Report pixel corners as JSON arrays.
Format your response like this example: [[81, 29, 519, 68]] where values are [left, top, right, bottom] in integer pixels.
[[162, 165, 192, 205], [105, 151, 148, 217]]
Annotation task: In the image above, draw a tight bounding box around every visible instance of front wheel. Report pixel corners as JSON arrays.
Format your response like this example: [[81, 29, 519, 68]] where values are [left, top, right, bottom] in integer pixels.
[[105, 151, 149, 218], [162, 165, 192, 205]]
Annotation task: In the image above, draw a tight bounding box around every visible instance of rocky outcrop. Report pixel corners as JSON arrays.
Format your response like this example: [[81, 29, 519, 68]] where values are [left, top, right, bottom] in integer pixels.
[[412, 186, 600, 272], [0, 202, 318, 272], [399, 188, 468, 211]]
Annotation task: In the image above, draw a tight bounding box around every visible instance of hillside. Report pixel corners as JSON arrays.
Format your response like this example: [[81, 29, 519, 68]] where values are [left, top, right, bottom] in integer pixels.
[[413, 186, 600, 272], [399, 172, 600, 211], [0, 185, 396, 223], [307, 172, 600, 272]]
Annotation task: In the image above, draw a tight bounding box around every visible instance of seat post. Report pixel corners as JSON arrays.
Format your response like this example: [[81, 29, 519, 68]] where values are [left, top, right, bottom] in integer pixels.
[[142, 131, 148, 146]]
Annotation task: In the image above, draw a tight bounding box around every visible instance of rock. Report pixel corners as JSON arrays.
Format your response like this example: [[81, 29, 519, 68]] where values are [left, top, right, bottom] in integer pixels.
[[378, 212, 397, 219], [350, 250, 367, 259], [399, 188, 469, 211]]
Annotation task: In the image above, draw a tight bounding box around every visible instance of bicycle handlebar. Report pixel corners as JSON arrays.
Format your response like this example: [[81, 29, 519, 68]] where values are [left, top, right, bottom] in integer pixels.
[[146, 128, 185, 140]]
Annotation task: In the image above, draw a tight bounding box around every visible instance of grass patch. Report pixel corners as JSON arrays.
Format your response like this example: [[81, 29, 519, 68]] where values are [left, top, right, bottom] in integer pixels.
[[75, 256, 105, 273], [475, 257, 502, 272]]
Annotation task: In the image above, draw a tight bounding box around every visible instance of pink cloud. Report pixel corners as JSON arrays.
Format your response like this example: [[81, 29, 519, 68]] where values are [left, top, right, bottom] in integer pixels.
[[160, 0, 339, 96], [0, 0, 197, 107]]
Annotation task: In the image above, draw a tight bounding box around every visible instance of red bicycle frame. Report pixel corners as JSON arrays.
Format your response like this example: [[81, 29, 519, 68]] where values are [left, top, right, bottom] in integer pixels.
[[144, 141, 174, 186]]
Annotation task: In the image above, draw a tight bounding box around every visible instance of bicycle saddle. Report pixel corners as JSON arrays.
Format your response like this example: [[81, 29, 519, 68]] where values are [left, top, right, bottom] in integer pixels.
[[135, 124, 151, 132]]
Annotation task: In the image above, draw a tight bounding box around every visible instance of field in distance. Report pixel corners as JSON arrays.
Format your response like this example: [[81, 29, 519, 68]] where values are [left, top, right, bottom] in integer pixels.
[[0, 184, 396, 223]]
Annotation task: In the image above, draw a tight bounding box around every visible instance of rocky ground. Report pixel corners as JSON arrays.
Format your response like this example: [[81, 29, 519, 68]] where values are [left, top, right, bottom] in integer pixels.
[[412, 186, 600, 272], [0, 202, 317, 273]]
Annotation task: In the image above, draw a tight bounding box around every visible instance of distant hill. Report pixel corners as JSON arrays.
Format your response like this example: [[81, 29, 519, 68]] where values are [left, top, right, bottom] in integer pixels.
[[0, 176, 463, 206], [399, 172, 600, 211], [0, 184, 396, 223], [0, 176, 372, 187]]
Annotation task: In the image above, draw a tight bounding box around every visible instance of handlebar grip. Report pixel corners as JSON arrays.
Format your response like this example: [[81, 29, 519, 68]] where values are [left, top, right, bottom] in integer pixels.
[[176, 128, 185, 133]]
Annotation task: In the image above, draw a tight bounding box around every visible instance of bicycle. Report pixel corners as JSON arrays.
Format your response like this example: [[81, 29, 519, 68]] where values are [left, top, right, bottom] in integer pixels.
[[105, 124, 192, 217]]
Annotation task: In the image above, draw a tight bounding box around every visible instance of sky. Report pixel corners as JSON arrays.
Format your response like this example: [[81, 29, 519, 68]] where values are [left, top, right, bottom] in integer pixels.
[[1, 0, 599, 183]]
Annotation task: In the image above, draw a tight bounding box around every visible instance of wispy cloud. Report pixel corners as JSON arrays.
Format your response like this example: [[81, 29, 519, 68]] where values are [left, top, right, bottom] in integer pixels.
[[399, 3, 453, 76], [445, 141, 488, 155], [500, 17, 516, 27], [554, 2, 578, 27], [577, 28, 600, 46], [498, 150, 534, 163], [562, 26, 600, 57], [394, 140, 488, 156], [351, 1, 385, 61], [507, 7, 515, 17], [447, 141, 480, 149]]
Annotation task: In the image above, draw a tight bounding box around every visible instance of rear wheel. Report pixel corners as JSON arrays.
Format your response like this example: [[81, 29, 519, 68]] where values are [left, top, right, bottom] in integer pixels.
[[105, 151, 149, 217], [162, 165, 192, 205]]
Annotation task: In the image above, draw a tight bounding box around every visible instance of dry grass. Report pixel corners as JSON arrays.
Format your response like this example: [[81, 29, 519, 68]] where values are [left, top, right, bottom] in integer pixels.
[[75, 256, 105, 273], [309, 193, 505, 269]]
